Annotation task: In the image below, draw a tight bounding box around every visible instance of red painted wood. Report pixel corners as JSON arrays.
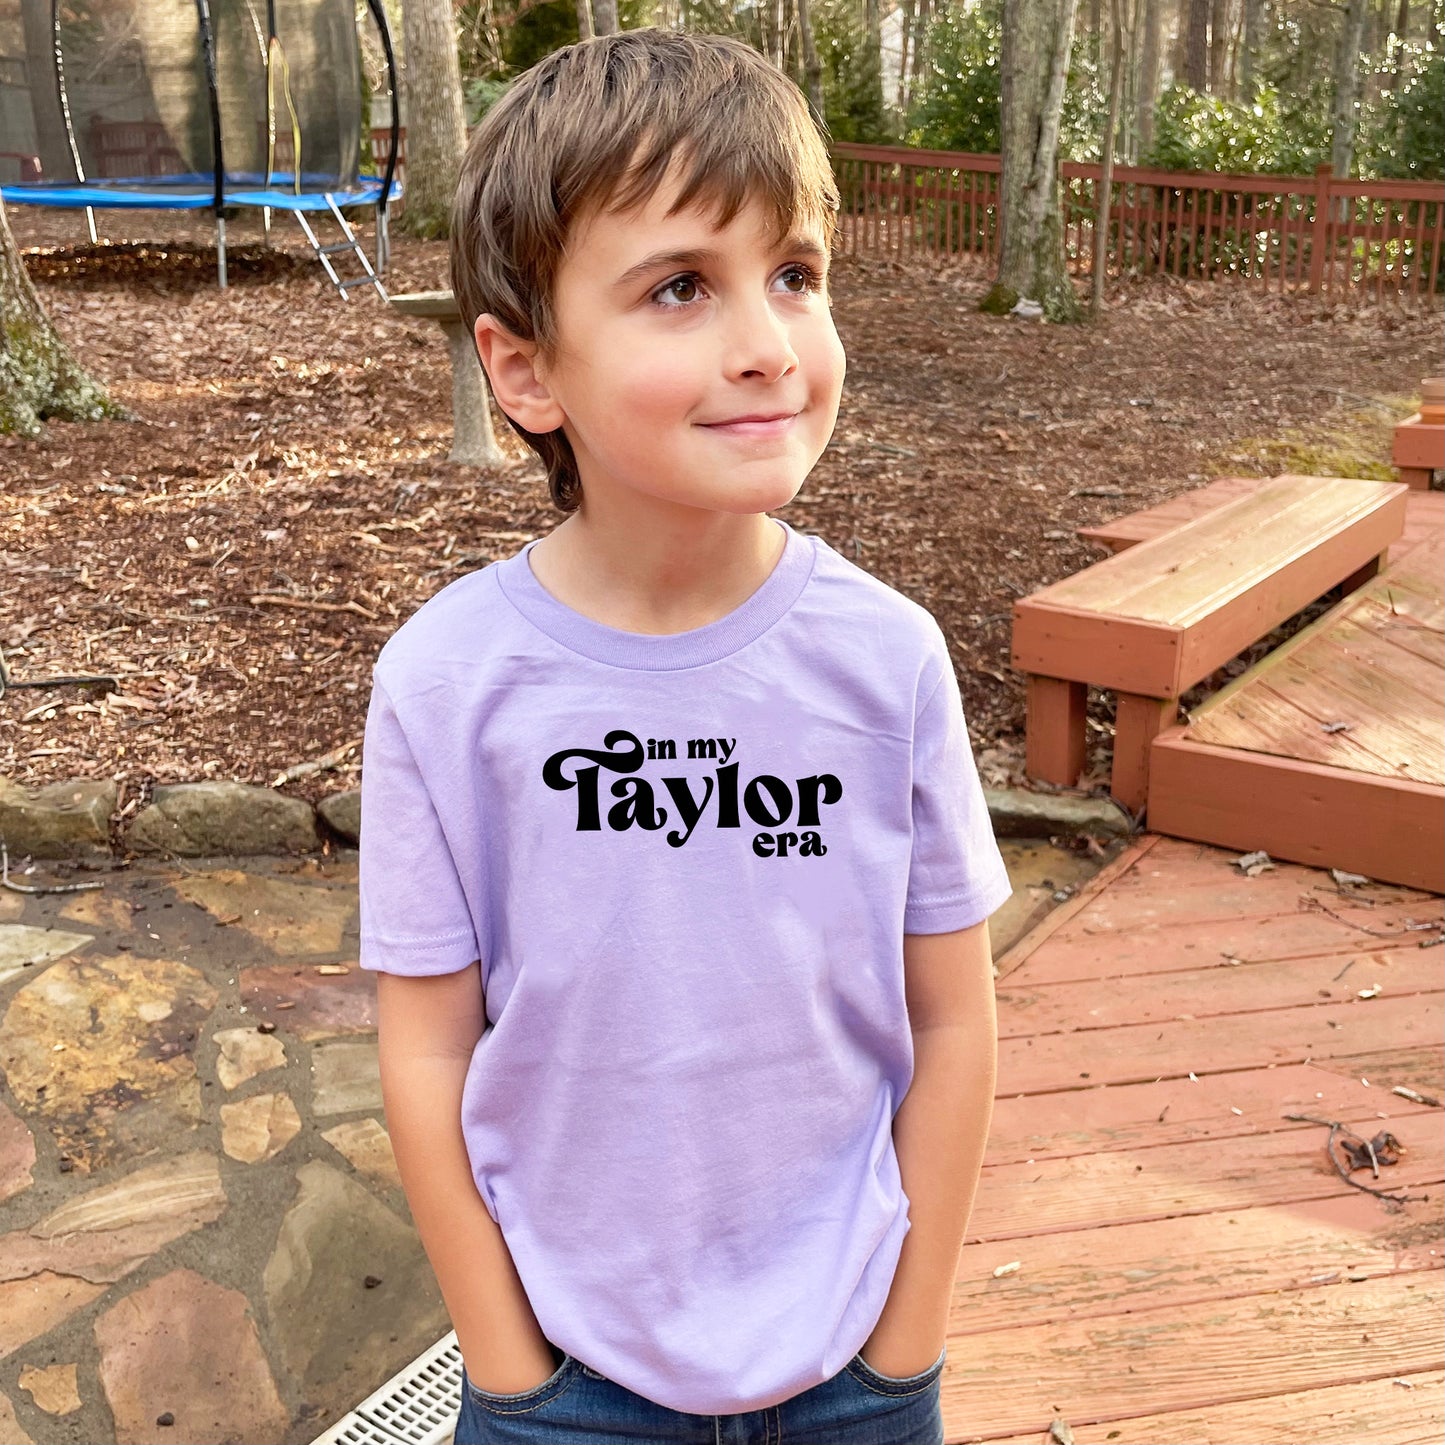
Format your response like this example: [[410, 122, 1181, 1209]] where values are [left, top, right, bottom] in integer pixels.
[[987, 1053, 1443, 1163], [981, 1372, 1445, 1445], [939, 1273, 1444, 1440], [999, 993, 1441, 1096]]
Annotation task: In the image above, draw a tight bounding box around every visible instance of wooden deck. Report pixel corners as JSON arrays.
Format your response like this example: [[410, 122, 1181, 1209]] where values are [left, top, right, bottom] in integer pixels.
[[1149, 492, 1444, 891], [949, 835, 1444, 1444]]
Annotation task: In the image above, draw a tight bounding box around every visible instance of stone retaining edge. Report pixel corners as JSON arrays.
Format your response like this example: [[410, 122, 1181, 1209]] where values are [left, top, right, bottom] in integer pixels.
[[0, 778, 1133, 862]]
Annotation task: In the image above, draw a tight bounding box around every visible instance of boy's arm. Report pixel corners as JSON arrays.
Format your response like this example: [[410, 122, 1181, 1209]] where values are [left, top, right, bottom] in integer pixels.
[[860, 919, 998, 1378], [377, 966, 560, 1393]]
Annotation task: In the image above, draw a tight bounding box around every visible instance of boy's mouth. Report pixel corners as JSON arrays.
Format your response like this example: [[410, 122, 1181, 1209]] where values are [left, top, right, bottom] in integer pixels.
[[699, 412, 799, 438]]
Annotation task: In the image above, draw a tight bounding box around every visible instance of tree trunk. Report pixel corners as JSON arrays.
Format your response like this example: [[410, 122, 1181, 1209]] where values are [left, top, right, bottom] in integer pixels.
[[796, 0, 826, 121], [1185, 0, 1209, 88], [1240, 0, 1262, 95], [1138, 0, 1162, 154], [1092, 0, 1127, 313], [1389, 0, 1409, 89], [575, 0, 595, 42], [592, 0, 621, 36], [898, 0, 916, 109], [985, 0, 1083, 321], [0, 196, 116, 436], [19, 2, 72, 180], [1330, 0, 1368, 178], [865, 0, 886, 121], [1208, 0, 1228, 90], [911, 0, 933, 98], [398, 0, 469, 238]]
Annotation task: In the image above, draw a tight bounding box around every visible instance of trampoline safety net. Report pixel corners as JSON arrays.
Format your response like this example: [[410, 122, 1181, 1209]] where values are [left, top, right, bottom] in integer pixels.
[[0, 0, 394, 210]]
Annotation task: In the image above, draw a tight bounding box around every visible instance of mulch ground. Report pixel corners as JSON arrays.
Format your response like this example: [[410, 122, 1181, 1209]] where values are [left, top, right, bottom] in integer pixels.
[[2, 205, 1438, 812]]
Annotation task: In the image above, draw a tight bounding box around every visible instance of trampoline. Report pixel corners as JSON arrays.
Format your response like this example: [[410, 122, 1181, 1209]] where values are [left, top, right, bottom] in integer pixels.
[[0, 0, 400, 290]]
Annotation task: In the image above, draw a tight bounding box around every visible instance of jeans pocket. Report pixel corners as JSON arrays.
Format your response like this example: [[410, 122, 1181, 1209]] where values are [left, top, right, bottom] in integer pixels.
[[845, 1346, 947, 1396], [462, 1353, 577, 1411]]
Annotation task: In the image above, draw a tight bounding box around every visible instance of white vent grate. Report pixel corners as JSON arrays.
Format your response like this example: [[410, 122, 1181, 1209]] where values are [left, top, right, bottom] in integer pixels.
[[310, 1332, 462, 1445]]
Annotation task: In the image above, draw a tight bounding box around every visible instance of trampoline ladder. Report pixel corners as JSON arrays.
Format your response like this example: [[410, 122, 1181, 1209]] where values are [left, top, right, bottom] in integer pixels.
[[295, 196, 388, 301]]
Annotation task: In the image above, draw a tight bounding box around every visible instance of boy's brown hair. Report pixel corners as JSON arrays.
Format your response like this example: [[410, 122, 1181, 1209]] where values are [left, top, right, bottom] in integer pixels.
[[450, 28, 839, 513]]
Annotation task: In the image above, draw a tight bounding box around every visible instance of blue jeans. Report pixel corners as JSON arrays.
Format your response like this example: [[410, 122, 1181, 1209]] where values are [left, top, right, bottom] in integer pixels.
[[455, 1348, 946, 1444]]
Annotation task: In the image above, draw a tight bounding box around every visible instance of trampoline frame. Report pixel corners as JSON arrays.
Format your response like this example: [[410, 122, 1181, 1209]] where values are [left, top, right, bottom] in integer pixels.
[[1, 0, 401, 287]]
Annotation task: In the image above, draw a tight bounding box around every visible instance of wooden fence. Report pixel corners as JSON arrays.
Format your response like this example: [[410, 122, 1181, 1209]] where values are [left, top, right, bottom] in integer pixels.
[[832, 142, 1445, 301]]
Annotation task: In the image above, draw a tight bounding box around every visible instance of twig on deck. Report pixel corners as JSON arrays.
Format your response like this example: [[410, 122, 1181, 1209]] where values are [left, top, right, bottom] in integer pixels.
[[1283, 1113, 1424, 1203], [1, 842, 105, 895]]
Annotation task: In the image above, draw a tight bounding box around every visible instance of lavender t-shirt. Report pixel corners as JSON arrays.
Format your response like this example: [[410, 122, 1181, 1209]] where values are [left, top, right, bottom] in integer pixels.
[[359, 517, 1011, 1414]]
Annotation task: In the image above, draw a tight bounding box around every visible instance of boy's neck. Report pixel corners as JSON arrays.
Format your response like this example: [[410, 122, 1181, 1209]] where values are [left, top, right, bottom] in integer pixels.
[[527, 505, 786, 636]]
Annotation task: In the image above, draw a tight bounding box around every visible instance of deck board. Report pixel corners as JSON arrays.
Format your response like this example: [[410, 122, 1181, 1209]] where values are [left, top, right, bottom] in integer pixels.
[[942, 1274, 1443, 1440], [941, 837, 1444, 1443], [1000, 992, 1441, 1095], [951, 1192, 1441, 1337], [986, 1052, 1442, 1162], [969, 1110, 1442, 1239], [984, 1372, 1445, 1445]]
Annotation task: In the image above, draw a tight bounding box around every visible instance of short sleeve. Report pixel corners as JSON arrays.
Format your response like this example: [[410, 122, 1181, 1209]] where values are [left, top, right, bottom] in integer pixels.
[[903, 647, 1013, 934], [358, 676, 480, 975]]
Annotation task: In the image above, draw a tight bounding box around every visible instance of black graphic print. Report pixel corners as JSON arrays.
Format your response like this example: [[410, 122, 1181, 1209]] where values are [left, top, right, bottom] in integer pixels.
[[542, 729, 843, 856]]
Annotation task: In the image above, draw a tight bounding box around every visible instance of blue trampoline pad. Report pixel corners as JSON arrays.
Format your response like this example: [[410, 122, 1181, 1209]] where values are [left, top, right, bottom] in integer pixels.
[[1, 176, 398, 211]]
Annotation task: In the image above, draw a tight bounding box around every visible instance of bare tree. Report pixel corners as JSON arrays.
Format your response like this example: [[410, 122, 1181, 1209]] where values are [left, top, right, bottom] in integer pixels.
[[1240, 0, 1263, 94], [1093, 0, 1129, 313], [576, 0, 596, 41], [1184, 0, 1209, 87], [0, 196, 115, 436], [983, 0, 1083, 321], [796, 0, 826, 120], [1330, 0, 1369, 176], [593, 0, 621, 36], [1138, 0, 1163, 153], [1209, 0, 1229, 90], [898, 0, 917, 108], [399, 0, 469, 237]]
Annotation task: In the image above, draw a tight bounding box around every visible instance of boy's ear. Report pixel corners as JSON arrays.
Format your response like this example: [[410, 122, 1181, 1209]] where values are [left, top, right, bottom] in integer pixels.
[[473, 314, 565, 434]]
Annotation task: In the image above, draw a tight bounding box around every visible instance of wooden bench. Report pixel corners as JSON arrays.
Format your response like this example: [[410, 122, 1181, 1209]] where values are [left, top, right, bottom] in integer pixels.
[[1393, 376, 1444, 491], [1012, 474, 1409, 813]]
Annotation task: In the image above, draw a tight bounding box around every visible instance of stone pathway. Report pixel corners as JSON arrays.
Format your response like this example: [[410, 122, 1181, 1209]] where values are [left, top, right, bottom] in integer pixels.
[[0, 841, 1101, 1445]]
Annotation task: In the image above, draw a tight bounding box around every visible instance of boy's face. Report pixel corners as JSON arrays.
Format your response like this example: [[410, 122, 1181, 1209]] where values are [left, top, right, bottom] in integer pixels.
[[532, 174, 846, 519]]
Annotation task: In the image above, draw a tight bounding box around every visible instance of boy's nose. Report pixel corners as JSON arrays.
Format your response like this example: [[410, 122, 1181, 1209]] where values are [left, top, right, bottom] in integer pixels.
[[723, 297, 799, 383]]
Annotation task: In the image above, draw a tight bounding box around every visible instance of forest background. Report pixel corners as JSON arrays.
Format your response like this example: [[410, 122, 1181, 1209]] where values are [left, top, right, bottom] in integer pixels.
[[375, 0, 1444, 185]]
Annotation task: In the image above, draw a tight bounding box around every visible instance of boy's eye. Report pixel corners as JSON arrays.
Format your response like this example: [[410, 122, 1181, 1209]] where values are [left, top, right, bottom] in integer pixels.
[[777, 263, 821, 294], [654, 274, 700, 306]]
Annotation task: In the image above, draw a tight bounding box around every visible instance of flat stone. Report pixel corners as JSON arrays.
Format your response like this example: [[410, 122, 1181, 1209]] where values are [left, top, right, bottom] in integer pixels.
[[990, 840, 1109, 960], [242, 962, 374, 1040], [0, 892, 23, 921], [172, 870, 355, 956], [128, 782, 318, 857], [317, 789, 361, 843], [0, 954, 215, 1170], [0, 1098, 35, 1203], [0, 1153, 226, 1286], [220, 1093, 301, 1164], [262, 1162, 446, 1417], [0, 778, 116, 859], [0, 924, 91, 987], [0, 1271, 107, 1359], [0, 1390, 35, 1444], [985, 787, 1133, 840], [95, 1268, 289, 1445], [321, 1118, 401, 1190], [214, 1027, 286, 1090], [310, 1039, 381, 1117], [58, 892, 135, 932], [18, 1362, 80, 1415]]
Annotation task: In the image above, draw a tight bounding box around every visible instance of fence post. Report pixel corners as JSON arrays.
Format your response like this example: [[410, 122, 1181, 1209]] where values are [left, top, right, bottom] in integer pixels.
[[1307, 163, 1333, 292]]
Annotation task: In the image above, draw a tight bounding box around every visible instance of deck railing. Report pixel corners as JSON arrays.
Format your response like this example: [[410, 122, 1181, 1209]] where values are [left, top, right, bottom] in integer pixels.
[[832, 143, 1445, 301]]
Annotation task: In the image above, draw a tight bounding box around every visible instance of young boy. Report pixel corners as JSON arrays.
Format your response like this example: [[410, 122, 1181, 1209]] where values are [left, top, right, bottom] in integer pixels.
[[360, 27, 1011, 1445]]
